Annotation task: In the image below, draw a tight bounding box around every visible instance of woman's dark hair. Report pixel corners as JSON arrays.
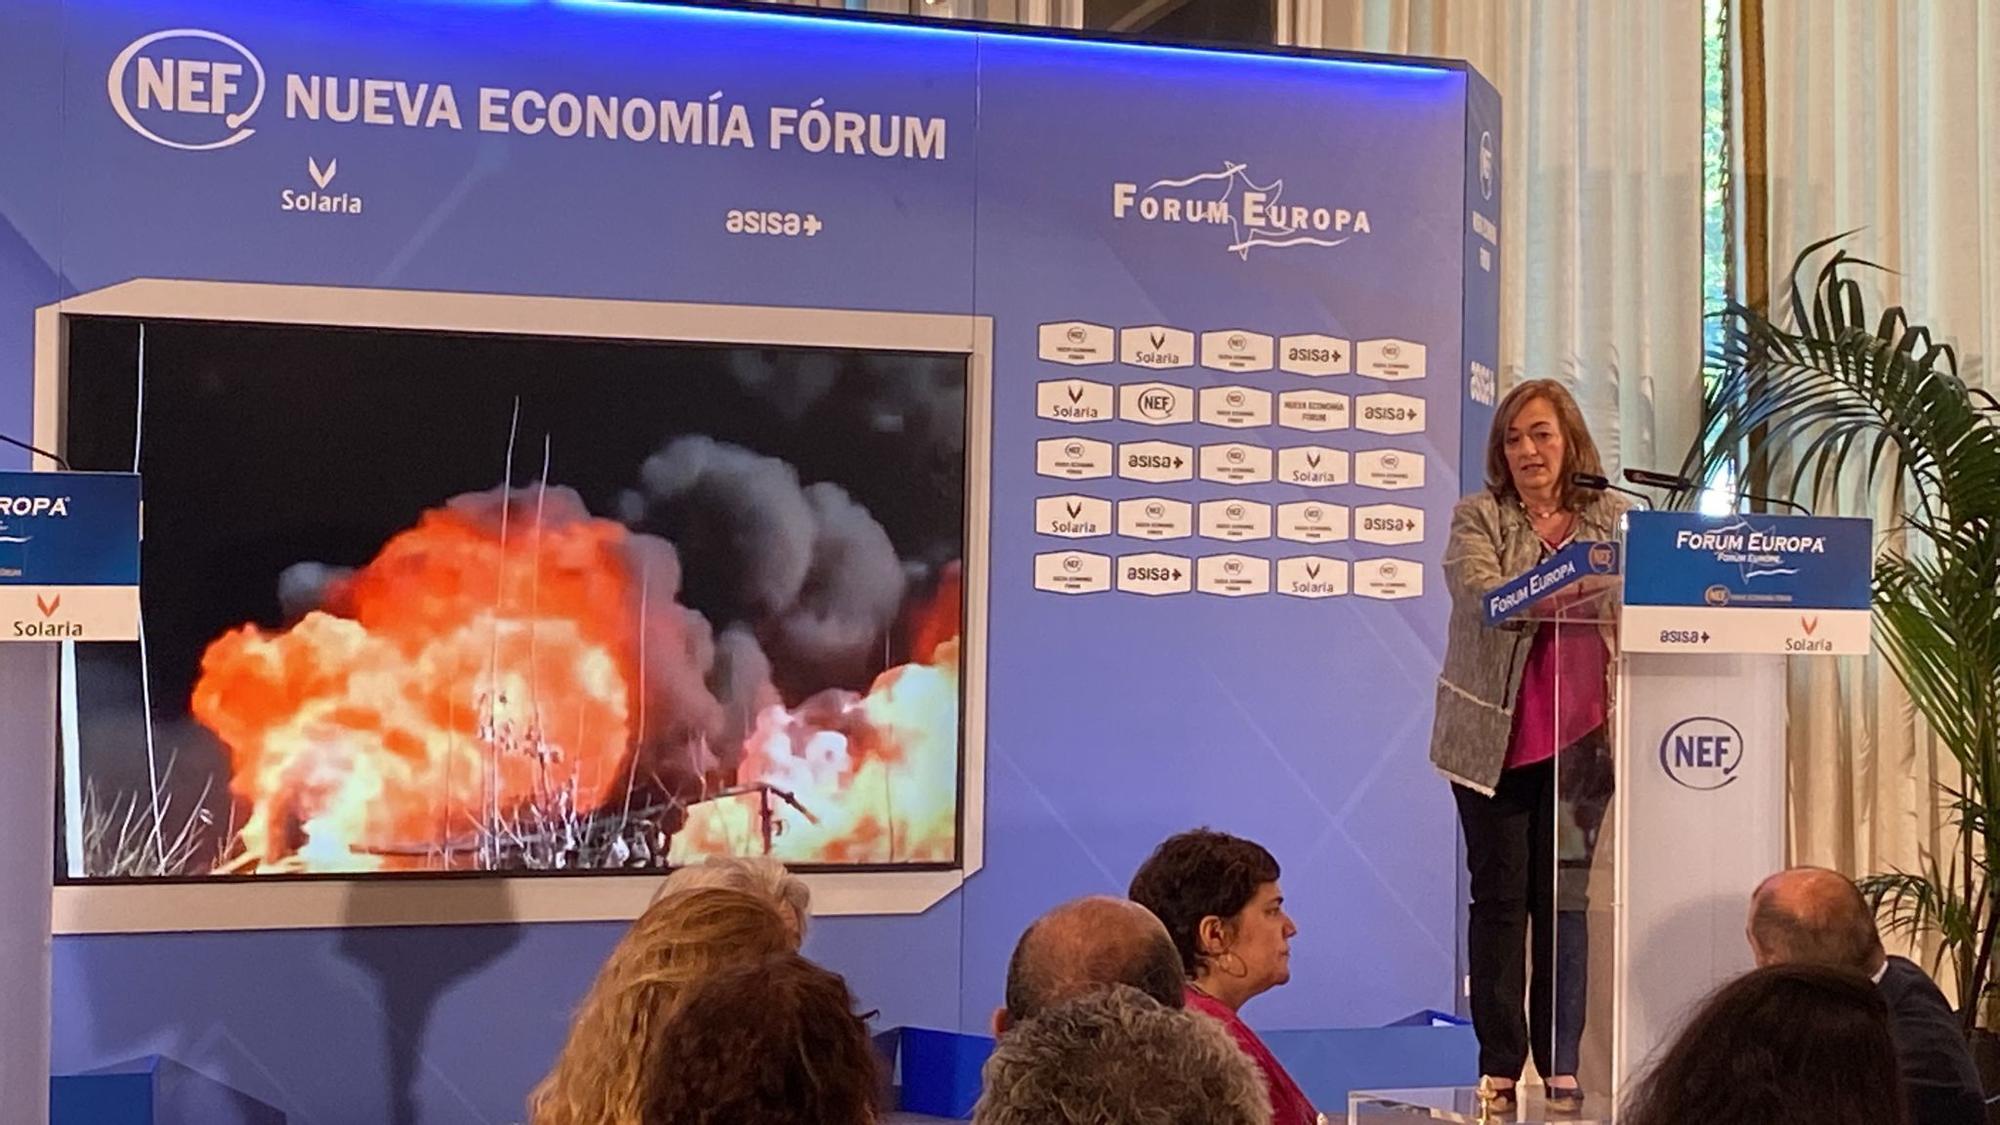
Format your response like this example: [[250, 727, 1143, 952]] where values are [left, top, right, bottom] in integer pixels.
[[639, 952, 883, 1125], [1127, 828, 1281, 978], [1620, 964, 1907, 1125]]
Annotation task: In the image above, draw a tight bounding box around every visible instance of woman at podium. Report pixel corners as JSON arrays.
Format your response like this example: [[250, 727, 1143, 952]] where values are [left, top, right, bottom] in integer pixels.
[[1428, 379, 1627, 1111]]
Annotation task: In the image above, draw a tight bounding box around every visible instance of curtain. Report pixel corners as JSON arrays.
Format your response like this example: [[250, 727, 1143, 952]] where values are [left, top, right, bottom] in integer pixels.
[[1757, 0, 2000, 960], [1278, 0, 1710, 477]]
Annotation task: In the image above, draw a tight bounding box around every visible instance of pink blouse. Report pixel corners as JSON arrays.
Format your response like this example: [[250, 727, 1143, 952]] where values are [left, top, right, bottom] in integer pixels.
[[1504, 531, 1609, 769], [1185, 986, 1320, 1125]]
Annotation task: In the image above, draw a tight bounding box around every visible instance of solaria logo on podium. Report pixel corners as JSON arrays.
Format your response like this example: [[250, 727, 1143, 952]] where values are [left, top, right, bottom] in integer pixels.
[[1659, 716, 1744, 791], [107, 28, 267, 151]]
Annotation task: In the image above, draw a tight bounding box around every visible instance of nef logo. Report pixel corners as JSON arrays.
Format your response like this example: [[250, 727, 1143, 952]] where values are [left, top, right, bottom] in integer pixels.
[[108, 29, 266, 150], [1660, 716, 1743, 790]]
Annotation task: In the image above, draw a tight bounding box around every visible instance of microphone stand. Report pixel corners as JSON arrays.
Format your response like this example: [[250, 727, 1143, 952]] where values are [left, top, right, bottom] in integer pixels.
[[0, 432, 70, 470], [1570, 472, 1653, 509]]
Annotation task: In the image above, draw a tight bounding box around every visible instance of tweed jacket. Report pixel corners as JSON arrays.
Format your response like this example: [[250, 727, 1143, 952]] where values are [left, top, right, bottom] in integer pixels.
[[1428, 488, 1629, 795]]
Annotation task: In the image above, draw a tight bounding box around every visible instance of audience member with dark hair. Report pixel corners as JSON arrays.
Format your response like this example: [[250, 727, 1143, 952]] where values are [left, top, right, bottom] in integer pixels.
[[973, 985, 1270, 1125], [1749, 866, 1984, 1125], [994, 895, 1184, 1035], [640, 952, 883, 1125], [1129, 828, 1320, 1125], [1620, 963, 1909, 1125]]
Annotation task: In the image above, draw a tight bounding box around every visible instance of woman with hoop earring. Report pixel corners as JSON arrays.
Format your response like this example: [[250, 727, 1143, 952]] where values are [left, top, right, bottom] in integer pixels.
[[1130, 828, 1322, 1125]]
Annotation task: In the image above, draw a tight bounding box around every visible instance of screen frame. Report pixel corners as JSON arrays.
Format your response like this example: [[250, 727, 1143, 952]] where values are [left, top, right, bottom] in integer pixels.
[[36, 279, 992, 933]]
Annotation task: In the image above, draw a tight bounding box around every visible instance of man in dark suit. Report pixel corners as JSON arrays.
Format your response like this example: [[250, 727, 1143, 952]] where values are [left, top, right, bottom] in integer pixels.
[[1749, 867, 1986, 1125]]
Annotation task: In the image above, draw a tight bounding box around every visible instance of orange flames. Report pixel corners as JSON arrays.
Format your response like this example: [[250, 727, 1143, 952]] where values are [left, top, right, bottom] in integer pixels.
[[670, 637, 961, 865], [193, 498, 638, 871], [189, 491, 961, 873], [670, 565, 962, 865]]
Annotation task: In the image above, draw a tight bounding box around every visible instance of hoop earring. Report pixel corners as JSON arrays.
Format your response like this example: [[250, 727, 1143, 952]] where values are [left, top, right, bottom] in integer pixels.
[[1218, 951, 1249, 979]]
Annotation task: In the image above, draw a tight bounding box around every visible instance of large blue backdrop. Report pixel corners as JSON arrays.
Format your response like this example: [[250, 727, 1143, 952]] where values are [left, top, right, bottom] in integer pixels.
[[0, 2, 1500, 1120]]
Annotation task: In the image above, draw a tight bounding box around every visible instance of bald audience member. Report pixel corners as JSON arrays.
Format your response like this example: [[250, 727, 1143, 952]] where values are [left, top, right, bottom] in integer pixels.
[[1749, 866, 1984, 1125], [995, 896, 1185, 1035]]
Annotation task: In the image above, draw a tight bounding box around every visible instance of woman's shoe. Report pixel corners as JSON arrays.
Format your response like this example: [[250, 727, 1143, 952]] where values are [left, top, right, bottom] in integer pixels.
[[1477, 1078, 1517, 1113], [1544, 1081, 1585, 1114]]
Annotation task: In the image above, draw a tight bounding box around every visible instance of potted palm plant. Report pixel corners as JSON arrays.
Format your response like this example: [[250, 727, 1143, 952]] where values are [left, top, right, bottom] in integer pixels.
[[1680, 234, 2000, 1089]]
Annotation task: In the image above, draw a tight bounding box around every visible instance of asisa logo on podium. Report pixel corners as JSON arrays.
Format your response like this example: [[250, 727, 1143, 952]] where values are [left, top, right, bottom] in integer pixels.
[[107, 29, 267, 151], [1659, 716, 1744, 791]]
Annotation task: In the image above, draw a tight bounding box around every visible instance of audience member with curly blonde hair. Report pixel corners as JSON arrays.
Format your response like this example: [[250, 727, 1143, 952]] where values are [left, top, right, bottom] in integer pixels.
[[652, 854, 811, 943], [527, 886, 792, 1125]]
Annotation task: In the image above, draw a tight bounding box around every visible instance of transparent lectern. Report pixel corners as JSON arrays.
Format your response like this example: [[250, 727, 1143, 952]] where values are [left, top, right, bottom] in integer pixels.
[[1350, 510, 1872, 1123]]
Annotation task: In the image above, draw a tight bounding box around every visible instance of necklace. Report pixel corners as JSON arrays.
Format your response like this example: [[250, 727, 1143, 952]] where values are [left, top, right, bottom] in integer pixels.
[[1524, 501, 1566, 521], [1187, 979, 1234, 1008]]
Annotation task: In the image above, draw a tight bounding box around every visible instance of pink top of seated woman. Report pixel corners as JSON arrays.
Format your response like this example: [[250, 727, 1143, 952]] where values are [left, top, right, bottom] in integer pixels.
[[1130, 828, 1323, 1125]]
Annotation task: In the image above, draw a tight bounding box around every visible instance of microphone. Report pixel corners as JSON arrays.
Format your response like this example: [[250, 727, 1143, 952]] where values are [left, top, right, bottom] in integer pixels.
[[1620, 468, 1811, 515], [1570, 472, 1652, 509], [1624, 468, 1694, 491], [0, 432, 70, 471]]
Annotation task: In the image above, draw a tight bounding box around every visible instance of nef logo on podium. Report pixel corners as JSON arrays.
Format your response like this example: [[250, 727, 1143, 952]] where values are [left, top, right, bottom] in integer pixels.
[[108, 29, 267, 150], [1660, 716, 1744, 790]]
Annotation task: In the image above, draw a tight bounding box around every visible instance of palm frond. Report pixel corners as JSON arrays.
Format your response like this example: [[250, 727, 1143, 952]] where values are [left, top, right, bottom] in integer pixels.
[[1691, 235, 2000, 1025]]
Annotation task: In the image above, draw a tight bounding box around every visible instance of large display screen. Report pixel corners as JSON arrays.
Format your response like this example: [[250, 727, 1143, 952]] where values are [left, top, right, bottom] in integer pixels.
[[57, 315, 966, 880]]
